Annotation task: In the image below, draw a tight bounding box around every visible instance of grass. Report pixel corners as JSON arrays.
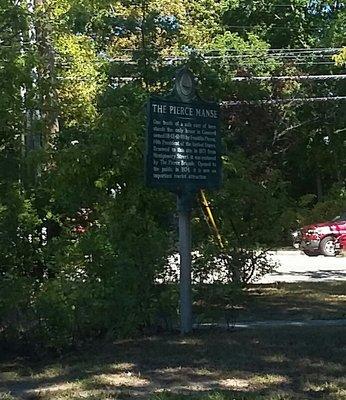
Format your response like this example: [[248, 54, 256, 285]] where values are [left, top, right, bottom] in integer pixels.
[[194, 281, 346, 324], [0, 327, 345, 399], [1, 282, 345, 400], [244, 281, 346, 321]]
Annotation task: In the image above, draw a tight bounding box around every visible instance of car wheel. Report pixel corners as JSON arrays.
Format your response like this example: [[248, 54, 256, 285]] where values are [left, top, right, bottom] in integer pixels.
[[320, 236, 335, 257], [303, 250, 319, 257]]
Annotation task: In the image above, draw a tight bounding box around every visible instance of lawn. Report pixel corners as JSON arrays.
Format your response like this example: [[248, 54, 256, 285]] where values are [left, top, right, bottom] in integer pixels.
[[194, 281, 346, 325], [0, 282, 345, 400], [242, 281, 346, 321]]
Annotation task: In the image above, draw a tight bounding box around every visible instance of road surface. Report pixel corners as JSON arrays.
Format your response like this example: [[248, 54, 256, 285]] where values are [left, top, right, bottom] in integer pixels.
[[259, 250, 346, 283], [164, 250, 346, 284]]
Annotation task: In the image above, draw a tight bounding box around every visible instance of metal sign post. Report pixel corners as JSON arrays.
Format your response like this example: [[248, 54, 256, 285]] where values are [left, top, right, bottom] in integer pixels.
[[145, 67, 221, 334], [177, 191, 194, 333]]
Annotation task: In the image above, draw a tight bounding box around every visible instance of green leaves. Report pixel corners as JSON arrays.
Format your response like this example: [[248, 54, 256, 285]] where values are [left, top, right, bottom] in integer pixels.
[[333, 47, 346, 66], [55, 33, 106, 126]]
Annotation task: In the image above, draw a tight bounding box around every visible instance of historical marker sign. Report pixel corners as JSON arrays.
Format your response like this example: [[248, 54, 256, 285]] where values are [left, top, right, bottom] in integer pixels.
[[145, 68, 222, 334], [146, 98, 221, 191]]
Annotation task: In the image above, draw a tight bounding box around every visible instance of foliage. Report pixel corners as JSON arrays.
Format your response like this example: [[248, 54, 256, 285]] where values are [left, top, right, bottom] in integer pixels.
[[192, 244, 277, 285], [333, 47, 346, 66]]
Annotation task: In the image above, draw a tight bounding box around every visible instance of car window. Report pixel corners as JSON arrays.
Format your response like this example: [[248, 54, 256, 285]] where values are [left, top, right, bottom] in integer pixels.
[[333, 213, 346, 222]]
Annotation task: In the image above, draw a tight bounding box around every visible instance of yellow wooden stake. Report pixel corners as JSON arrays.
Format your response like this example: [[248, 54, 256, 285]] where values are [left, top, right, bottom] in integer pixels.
[[199, 189, 224, 249]]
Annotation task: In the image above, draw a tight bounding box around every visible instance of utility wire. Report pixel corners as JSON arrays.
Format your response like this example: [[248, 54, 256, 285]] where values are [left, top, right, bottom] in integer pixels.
[[221, 96, 346, 106], [57, 72, 346, 83], [112, 47, 342, 53], [230, 74, 346, 81], [222, 25, 343, 30], [109, 57, 336, 65], [106, 48, 341, 64], [200, 54, 336, 59], [60, 74, 345, 82], [189, 47, 342, 52]]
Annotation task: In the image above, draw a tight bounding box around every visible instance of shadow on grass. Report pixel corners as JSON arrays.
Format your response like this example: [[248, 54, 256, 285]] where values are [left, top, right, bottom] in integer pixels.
[[1, 326, 345, 399], [270, 269, 346, 280], [192, 281, 346, 325], [242, 281, 346, 322]]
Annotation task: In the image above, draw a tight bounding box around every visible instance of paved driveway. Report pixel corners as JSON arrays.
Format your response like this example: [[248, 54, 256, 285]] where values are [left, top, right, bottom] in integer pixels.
[[259, 250, 346, 283]]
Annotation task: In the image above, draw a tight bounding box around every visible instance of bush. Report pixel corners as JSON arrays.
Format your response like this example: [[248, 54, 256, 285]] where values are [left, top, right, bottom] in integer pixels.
[[0, 188, 175, 352], [192, 244, 277, 286]]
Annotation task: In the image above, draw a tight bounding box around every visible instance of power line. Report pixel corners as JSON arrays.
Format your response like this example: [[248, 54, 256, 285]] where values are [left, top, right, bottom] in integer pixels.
[[286, 62, 335, 65], [116, 47, 342, 53], [164, 50, 339, 59], [222, 25, 342, 30], [54, 74, 343, 85], [108, 57, 336, 65], [221, 96, 346, 106], [106, 47, 341, 65], [195, 47, 342, 53], [107, 74, 346, 83], [230, 74, 346, 81], [97, 47, 342, 62], [192, 55, 335, 60], [165, 59, 336, 66]]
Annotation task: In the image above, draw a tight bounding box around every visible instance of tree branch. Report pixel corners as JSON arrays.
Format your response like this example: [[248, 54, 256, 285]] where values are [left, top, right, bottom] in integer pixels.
[[272, 117, 320, 145]]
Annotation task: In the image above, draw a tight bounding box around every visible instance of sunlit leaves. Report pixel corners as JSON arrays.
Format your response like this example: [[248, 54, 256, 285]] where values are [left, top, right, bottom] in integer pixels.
[[333, 47, 346, 66], [55, 33, 106, 126]]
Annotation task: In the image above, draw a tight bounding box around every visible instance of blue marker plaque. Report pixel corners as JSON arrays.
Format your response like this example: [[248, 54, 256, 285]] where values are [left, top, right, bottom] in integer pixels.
[[146, 98, 221, 191]]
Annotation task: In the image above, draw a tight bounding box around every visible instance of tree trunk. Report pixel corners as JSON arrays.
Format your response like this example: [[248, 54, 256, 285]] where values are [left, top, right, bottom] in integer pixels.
[[316, 172, 323, 201], [34, 0, 59, 150]]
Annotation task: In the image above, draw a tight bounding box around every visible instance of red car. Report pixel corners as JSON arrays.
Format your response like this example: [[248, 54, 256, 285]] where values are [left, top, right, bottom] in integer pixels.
[[292, 212, 346, 256], [335, 234, 346, 256]]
